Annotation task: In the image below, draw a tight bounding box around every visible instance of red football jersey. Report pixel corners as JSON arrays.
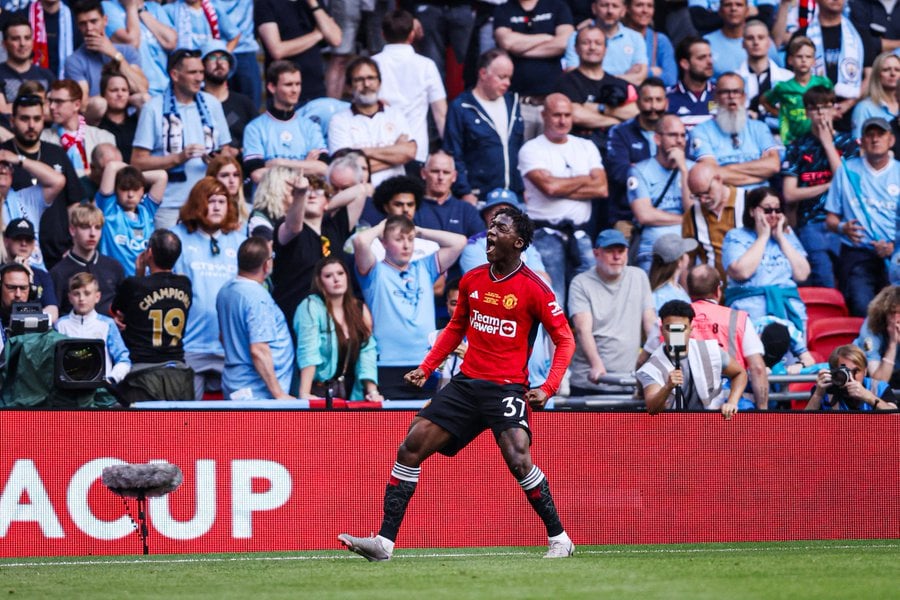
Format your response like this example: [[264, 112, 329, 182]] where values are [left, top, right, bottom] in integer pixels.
[[421, 262, 575, 396]]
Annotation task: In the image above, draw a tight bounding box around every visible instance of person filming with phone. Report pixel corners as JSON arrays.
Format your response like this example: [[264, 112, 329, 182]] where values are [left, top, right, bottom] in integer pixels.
[[636, 299, 746, 419], [805, 345, 898, 411]]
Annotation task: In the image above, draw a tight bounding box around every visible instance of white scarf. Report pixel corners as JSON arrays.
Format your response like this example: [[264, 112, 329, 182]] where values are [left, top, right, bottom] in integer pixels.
[[806, 16, 864, 99]]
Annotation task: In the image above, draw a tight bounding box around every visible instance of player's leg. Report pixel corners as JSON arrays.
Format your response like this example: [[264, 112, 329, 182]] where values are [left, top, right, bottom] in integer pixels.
[[339, 417, 452, 561], [497, 428, 574, 558]]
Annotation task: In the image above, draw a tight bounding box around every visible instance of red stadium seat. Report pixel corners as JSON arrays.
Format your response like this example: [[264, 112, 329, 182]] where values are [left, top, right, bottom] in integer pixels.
[[799, 287, 849, 322], [806, 316, 865, 359], [788, 380, 816, 410]]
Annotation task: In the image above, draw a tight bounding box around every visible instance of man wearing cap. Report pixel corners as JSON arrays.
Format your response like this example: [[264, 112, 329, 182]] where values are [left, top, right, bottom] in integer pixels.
[[628, 115, 694, 272], [650, 233, 697, 309], [131, 48, 232, 229], [826, 116, 900, 316], [518, 93, 607, 307], [567, 228, 655, 395], [202, 40, 256, 154], [3, 217, 59, 322], [242, 60, 326, 183]]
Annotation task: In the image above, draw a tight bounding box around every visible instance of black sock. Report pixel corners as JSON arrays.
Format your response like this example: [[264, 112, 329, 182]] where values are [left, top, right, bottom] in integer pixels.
[[377, 462, 419, 541], [519, 465, 564, 537]]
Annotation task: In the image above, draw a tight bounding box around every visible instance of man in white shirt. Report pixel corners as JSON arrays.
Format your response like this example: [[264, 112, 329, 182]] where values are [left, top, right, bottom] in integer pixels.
[[372, 10, 447, 169]]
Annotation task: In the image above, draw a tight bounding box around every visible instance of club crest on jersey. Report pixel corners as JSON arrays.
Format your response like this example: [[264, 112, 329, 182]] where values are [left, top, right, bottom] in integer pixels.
[[502, 294, 518, 309]]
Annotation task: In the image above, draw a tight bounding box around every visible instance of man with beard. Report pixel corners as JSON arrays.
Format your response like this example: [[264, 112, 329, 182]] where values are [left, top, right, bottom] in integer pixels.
[[0, 16, 56, 116], [201, 40, 256, 155], [667, 36, 716, 130], [328, 57, 416, 187], [243, 60, 327, 183], [1, 93, 83, 270], [687, 72, 779, 189], [605, 77, 666, 230]]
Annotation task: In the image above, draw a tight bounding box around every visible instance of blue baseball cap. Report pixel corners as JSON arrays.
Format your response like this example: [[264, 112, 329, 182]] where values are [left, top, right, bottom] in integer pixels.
[[481, 188, 524, 215], [595, 229, 628, 248]]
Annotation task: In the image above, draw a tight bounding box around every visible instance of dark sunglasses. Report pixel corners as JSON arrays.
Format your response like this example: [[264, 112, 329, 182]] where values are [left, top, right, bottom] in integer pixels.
[[761, 207, 783, 215]]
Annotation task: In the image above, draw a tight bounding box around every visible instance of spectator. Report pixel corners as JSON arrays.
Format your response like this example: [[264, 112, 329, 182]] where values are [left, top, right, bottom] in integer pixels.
[[605, 77, 667, 231], [248, 165, 294, 238], [25, 0, 81, 80], [416, 151, 483, 241], [0, 262, 35, 329], [3, 217, 58, 322], [131, 48, 232, 229], [636, 299, 746, 418], [683, 161, 745, 281], [518, 93, 607, 306], [667, 36, 716, 130], [352, 214, 466, 399], [688, 72, 780, 190], [739, 19, 791, 134], [201, 39, 256, 155], [855, 285, 900, 386], [172, 176, 246, 400], [414, 0, 475, 86], [243, 60, 327, 184], [426, 277, 466, 388], [95, 70, 138, 162], [568, 228, 655, 394], [65, 0, 148, 99], [554, 26, 639, 146], [163, 0, 240, 53], [805, 344, 898, 410], [216, 236, 294, 400], [206, 154, 247, 225], [825, 117, 900, 316], [623, 0, 676, 87], [80, 142, 120, 201], [110, 228, 195, 402], [628, 114, 694, 271], [216, 0, 262, 108], [704, 0, 752, 80], [255, 0, 342, 105], [850, 51, 900, 139], [760, 36, 833, 144], [781, 85, 858, 289], [327, 149, 379, 228], [493, 0, 574, 139], [372, 9, 447, 169], [328, 57, 416, 186], [101, 0, 177, 97], [272, 171, 366, 326], [2, 93, 84, 270], [0, 15, 56, 117], [41, 79, 115, 177], [368, 175, 439, 262], [571, 0, 648, 85], [649, 233, 696, 311], [294, 255, 382, 401], [443, 48, 525, 204], [755, 317, 816, 373], [94, 161, 167, 276], [722, 186, 810, 334], [55, 271, 131, 383], [50, 203, 124, 316]]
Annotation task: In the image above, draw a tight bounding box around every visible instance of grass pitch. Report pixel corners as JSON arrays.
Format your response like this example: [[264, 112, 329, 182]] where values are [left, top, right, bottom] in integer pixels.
[[1, 539, 897, 599]]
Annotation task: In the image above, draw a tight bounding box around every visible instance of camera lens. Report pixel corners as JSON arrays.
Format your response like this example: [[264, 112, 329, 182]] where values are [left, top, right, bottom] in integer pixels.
[[62, 345, 104, 381]]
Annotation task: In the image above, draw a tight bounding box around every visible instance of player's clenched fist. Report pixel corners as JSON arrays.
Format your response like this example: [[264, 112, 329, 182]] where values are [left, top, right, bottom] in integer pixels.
[[524, 388, 548, 410], [404, 368, 428, 388]]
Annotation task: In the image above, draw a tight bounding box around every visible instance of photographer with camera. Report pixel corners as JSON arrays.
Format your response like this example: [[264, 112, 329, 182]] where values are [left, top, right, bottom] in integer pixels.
[[805, 345, 897, 411], [636, 299, 747, 419]]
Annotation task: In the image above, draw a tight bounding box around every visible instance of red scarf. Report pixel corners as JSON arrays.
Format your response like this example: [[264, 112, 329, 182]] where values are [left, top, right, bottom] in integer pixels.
[[30, 2, 49, 69], [60, 115, 88, 174], [200, 0, 220, 40]]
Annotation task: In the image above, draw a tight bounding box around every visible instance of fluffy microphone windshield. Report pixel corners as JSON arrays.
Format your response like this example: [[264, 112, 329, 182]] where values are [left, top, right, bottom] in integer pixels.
[[102, 463, 183, 498]]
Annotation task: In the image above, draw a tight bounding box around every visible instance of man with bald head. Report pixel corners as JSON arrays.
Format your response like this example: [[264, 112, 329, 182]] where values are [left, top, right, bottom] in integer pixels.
[[518, 92, 607, 306], [682, 161, 745, 281]]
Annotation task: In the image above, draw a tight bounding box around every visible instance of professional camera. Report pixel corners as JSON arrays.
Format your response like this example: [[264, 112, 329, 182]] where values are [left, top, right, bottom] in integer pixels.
[[8, 301, 49, 336], [666, 323, 688, 354], [825, 366, 854, 396]]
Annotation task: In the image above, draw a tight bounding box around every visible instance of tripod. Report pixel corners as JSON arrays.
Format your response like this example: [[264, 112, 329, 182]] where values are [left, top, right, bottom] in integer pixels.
[[671, 347, 685, 410]]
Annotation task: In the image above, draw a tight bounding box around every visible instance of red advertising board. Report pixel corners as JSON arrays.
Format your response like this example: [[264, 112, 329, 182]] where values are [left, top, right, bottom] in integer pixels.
[[1, 411, 897, 557]]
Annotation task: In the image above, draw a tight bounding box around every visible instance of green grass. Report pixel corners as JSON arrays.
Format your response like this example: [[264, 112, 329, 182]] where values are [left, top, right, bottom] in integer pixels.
[[1, 540, 897, 599]]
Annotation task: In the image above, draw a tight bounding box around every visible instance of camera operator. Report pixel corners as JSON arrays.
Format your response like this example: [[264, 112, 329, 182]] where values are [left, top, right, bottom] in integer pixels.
[[0, 262, 33, 330], [805, 345, 898, 411], [636, 299, 747, 420]]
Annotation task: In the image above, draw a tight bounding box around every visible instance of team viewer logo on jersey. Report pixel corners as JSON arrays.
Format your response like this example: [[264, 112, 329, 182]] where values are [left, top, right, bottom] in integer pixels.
[[502, 294, 518, 309]]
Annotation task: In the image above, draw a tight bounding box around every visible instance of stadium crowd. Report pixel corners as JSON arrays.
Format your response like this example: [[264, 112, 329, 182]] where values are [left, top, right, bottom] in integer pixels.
[[0, 0, 898, 412]]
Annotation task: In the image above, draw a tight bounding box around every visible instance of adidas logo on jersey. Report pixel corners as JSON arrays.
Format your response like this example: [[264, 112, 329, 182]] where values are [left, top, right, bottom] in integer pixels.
[[470, 290, 479, 300]]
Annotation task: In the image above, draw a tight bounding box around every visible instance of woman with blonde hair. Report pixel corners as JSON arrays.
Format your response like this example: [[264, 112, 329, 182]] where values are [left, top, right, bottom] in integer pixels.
[[248, 165, 296, 237], [805, 344, 897, 410], [851, 52, 900, 139]]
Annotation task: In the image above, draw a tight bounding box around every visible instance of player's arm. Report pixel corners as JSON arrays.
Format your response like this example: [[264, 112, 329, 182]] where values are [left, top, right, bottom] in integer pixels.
[[417, 276, 472, 378], [532, 293, 575, 401]]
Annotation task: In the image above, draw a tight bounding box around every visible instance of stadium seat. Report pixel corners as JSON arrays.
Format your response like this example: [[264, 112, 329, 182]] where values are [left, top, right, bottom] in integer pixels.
[[788, 381, 816, 410], [799, 287, 849, 322], [806, 316, 865, 359]]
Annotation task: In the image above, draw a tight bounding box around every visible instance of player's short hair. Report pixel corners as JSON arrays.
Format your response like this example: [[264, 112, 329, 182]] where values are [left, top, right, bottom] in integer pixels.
[[50, 79, 83, 102], [68, 272, 97, 293], [148, 229, 181, 270], [69, 204, 105, 228], [383, 214, 415, 237], [345, 57, 380, 87], [237, 237, 271, 273], [372, 175, 424, 214], [659, 299, 695, 321], [382, 9, 414, 44], [115, 165, 146, 192], [803, 85, 835, 109], [266, 60, 300, 87], [494, 206, 534, 251]]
